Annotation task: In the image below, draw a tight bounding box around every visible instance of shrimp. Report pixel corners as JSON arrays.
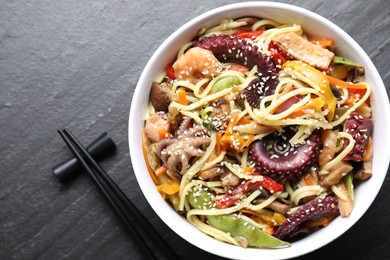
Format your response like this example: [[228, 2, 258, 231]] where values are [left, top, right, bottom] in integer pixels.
[[145, 112, 170, 143], [173, 47, 222, 84]]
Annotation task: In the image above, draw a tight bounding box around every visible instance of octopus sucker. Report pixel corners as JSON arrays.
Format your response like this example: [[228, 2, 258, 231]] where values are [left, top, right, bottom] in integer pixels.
[[242, 78, 276, 108], [156, 118, 211, 175], [274, 196, 339, 240], [343, 111, 373, 162], [248, 130, 321, 182], [192, 34, 279, 106]]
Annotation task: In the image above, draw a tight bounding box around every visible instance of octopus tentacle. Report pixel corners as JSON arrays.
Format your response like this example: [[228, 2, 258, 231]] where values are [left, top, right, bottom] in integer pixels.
[[167, 153, 181, 172], [192, 34, 279, 107], [156, 119, 211, 175], [186, 146, 204, 157], [272, 138, 292, 157], [249, 130, 321, 182], [343, 111, 373, 162], [177, 118, 193, 135], [187, 137, 212, 148], [156, 138, 175, 154], [242, 78, 276, 108], [274, 196, 339, 240]]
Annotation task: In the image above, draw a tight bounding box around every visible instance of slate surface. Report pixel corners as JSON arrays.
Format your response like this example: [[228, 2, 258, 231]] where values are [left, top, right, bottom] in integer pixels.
[[1, 0, 389, 259]]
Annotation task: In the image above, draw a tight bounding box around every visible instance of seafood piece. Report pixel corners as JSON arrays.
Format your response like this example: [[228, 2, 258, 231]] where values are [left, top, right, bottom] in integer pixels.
[[249, 130, 321, 182], [274, 196, 339, 240], [144, 112, 170, 143], [173, 47, 222, 84], [272, 32, 335, 70], [220, 172, 240, 187], [193, 34, 279, 106], [156, 118, 211, 175], [343, 112, 373, 162], [193, 34, 277, 76], [242, 77, 278, 108]]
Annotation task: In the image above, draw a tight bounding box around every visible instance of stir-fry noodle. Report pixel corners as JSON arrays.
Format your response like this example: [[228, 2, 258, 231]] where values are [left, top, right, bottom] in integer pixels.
[[142, 16, 373, 248]]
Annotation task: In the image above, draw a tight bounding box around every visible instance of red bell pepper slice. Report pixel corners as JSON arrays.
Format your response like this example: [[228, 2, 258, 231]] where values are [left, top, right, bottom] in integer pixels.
[[166, 64, 175, 79], [348, 88, 370, 106], [235, 30, 264, 39], [268, 42, 287, 66], [215, 176, 283, 209], [259, 176, 284, 193]]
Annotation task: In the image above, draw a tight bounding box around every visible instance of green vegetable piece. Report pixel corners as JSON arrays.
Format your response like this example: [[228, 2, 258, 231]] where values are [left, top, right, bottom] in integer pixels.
[[187, 185, 289, 248], [343, 171, 354, 201], [187, 185, 214, 210], [207, 214, 289, 248], [333, 56, 361, 67], [211, 76, 241, 93], [200, 110, 213, 131]]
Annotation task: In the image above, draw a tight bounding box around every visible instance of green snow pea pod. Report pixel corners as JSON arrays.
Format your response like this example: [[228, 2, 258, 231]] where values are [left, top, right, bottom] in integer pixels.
[[333, 56, 361, 67], [187, 185, 289, 248], [211, 76, 241, 93]]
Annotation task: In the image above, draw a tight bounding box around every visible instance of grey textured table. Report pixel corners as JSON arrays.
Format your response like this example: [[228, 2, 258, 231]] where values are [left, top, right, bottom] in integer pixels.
[[1, 0, 389, 259]]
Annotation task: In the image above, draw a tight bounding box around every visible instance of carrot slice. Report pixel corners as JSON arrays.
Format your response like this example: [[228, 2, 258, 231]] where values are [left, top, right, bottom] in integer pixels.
[[177, 90, 187, 105], [244, 166, 254, 174], [216, 132, 223, 156], [155, 165, 168, 177], [237, 117, 253, 125], [326, 75, 367, 89], [309, 39, 335, 49]]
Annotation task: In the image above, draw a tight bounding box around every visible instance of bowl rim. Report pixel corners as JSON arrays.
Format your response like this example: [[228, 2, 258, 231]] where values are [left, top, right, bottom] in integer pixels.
[[129, 2, 390, 259]]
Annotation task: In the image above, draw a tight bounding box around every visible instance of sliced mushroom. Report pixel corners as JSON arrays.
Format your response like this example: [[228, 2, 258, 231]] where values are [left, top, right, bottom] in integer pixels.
[[210, 98, 230, 132], [150, 82, 172, 112], [346, 66, 365, 83], [266, 200, 292, 215], [319, 161, 353, 187], [354, 160, 372, 181], [318, 130, 338, 167]]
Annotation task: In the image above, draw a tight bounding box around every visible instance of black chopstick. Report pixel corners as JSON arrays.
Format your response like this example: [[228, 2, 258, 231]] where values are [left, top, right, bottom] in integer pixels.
[[58, 128, 180, 260]]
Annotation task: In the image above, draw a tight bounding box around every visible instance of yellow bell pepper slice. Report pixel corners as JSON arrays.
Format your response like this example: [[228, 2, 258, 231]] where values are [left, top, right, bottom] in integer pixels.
[[283, 60, 337, 121], [287, 97, 326, 119], [157, 182, 180, 195]]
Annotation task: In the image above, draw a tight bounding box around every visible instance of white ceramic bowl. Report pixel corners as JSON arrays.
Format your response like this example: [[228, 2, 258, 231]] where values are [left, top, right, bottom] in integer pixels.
[[129, 2, 390, 259]]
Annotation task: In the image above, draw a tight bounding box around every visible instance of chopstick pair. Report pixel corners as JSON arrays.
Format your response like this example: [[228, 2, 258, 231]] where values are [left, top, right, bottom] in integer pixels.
[[58, 128, 180, 260]]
